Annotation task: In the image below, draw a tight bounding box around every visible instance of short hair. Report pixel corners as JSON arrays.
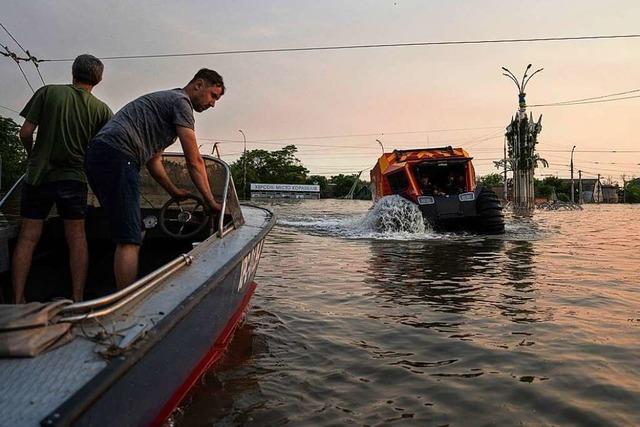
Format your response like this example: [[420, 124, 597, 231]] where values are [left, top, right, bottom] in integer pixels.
[[72, 54, 104, 86], [189, 68, 225, 95]]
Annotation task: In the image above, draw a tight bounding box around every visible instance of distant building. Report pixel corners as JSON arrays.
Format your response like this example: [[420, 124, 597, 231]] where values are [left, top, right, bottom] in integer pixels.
[[250, 183, 320, 200], [557, 178, 606, 203], [601, 184, 619, 203]]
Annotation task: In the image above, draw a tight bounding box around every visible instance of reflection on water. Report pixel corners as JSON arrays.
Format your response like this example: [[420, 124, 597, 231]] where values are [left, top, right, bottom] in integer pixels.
[[174, 201, 640, 427]]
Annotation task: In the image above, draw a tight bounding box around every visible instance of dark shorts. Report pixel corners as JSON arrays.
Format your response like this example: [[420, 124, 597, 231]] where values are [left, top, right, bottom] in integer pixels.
[[21, 180, 88, 220], [86, 143, 142, 245]]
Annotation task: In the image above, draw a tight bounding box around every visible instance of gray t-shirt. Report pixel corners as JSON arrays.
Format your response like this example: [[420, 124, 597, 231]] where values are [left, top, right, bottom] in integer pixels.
[[93, 88, 195, 166]]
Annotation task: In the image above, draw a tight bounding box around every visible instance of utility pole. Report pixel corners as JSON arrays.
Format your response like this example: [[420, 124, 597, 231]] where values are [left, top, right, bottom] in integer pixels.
[[578, 170, 583, 204], [238, 129, 247, 200], [570, 145, 576, 203], [622, 175, 626, 203], [503, 136, 508, 202]]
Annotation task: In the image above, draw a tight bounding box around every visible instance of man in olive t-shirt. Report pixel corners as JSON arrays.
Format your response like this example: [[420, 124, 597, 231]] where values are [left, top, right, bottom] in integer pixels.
[[12, 54, 112, 303]]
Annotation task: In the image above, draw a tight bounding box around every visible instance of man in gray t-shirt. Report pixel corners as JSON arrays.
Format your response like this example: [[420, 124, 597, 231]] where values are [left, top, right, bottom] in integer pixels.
[[86, 68, 224, 288]]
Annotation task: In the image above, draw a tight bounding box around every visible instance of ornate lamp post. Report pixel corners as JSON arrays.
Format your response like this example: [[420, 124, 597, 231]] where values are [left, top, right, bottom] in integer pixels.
[[502, 64, 547, 213]]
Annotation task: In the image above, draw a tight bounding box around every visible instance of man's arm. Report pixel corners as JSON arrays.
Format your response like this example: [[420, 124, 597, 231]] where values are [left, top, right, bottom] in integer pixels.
[[146, 154, 189, 198], [19, 120, 37, 156], [176, 126, 221, 211]]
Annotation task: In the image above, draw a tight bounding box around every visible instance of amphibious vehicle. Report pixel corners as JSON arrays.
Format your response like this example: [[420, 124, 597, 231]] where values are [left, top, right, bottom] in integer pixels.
[[370, 146, 505, 234]]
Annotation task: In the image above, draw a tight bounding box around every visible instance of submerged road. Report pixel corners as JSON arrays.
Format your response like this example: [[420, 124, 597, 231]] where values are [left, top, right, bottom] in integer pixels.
[[174, 200, 640, 426]]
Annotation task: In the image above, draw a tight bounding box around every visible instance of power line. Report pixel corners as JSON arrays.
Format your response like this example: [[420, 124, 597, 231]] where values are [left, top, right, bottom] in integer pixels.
[[0, 22, 28, 54], [0, 104, 20, 114], [539, 149, 640, 153], [15, 61, 34, 93], [0, 22, 45, 85], [37, 34, 640, 63], [2, 42, 35, 92], [531, 93, 640, 107], [198, 125, 503, 144], [529, 87, 640, 107]]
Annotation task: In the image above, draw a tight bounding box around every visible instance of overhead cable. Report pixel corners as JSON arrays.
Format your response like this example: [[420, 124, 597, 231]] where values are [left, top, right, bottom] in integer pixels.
[[198, 125, 503, 144], [529, 87, 640, 107], [531, 94, 640, 107], [0, 21, 45, 85], [35, 34, 640, 63], [0, 104, 20, 114]]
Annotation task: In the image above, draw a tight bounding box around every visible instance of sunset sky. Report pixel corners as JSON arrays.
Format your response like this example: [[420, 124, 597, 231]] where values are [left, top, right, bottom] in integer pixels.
[[2, 1, 640, 182]]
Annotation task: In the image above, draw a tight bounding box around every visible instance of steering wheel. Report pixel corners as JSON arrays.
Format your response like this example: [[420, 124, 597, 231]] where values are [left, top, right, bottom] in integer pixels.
[[159, 195, 211, 239]]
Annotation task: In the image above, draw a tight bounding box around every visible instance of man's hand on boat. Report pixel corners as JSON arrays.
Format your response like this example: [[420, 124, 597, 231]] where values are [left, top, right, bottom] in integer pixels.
[[204, 197, 223, 215], [169, 188, 221, 214], [169, 187, 191, 200]]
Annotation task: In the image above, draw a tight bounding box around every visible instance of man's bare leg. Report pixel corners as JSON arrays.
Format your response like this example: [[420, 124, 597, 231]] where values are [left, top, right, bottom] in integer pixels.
[[12, 219, 44, 304], [114, 243, 140, 289], [64, 219, 88, 302]]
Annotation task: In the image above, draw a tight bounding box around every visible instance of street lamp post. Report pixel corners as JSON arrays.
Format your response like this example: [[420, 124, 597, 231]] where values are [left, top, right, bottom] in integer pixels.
[[570, 145, 576, 203], [238, 129, 247, 200]]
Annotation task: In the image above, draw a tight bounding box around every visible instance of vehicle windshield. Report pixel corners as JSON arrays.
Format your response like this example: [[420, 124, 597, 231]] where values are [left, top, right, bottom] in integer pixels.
[[414, 161, 468, 195]]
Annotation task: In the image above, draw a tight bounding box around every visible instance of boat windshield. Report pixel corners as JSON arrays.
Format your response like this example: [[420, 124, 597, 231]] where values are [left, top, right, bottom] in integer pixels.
[[1, 153, 243, 233]]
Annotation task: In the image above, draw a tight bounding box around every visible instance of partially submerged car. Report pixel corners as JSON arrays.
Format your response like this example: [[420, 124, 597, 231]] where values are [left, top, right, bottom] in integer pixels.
[[370, 146, 505, 234]]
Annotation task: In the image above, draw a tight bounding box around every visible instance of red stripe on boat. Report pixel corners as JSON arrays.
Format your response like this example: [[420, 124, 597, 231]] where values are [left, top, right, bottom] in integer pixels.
[[149, 281, 258, 427]]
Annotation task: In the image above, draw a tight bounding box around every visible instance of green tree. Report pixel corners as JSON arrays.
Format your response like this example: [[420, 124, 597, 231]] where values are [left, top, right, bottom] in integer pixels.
[[306, 175, 329, 196], [327, 174, 372, 199], [0, 116, 27, 192], [624, 180, 640, 203], [230, 145, 309, 199], [329, 174, 356, 197], [477, 173, 503, 188], [535, 176, 571, 199]]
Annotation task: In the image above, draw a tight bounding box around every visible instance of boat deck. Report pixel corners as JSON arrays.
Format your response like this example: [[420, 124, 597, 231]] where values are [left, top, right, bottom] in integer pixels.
[[0, 205, 272, 427]]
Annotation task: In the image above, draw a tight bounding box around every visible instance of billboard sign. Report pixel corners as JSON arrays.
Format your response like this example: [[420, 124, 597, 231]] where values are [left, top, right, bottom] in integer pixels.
[[250, 183, 320, 192]]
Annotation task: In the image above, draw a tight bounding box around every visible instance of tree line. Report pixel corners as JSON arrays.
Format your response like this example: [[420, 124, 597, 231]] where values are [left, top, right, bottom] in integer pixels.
[[477, 172, 640, 203], [229, 144, 371, 199], [2, 115, 638, 202]]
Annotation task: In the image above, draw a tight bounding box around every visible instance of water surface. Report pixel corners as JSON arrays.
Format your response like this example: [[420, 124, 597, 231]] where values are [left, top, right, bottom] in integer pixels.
[[174, 200, 640, 426]]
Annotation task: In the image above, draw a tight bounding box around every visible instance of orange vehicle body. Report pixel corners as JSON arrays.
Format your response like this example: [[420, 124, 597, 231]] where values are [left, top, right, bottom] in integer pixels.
[[370, 146, 505, 234], [371, 146, 476, 202]]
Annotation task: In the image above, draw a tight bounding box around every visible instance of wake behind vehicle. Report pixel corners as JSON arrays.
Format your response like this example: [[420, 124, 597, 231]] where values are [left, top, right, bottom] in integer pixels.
[[370, 146, 505, 234], [0, 153, 274, 426]]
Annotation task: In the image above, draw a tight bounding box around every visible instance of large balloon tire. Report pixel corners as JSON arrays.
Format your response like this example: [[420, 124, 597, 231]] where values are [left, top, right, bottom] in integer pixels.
[[475, 188, 505, 235]]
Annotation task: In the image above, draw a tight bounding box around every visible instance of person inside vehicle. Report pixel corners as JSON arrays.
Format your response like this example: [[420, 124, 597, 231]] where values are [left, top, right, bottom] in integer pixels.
[[12, 54, 112, 303], [85, 68, 224, 289]]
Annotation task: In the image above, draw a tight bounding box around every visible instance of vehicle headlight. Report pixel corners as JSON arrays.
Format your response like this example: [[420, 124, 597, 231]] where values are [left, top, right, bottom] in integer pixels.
[[417, 196, 435, 205], [458, 192, 475, 202]]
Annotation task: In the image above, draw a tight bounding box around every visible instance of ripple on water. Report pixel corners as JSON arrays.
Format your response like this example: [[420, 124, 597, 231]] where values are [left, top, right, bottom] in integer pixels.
[[174, 201, 640, 427]]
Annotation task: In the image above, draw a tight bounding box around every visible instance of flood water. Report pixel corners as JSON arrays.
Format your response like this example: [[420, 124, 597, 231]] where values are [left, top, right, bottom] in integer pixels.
[[174, 200, 640, 426]]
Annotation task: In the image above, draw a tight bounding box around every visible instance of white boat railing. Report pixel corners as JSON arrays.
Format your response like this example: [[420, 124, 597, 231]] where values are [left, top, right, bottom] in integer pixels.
[[58, 254, 193, 322], [216, 157, 231, 238]]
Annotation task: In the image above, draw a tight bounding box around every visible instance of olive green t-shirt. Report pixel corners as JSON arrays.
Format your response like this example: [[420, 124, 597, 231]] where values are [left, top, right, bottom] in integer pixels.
[[19, 84, 113, 185]]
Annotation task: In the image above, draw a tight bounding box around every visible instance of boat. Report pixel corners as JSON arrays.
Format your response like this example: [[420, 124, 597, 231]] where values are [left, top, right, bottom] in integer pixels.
[[0, 152, 275, 426], [370, 146, 505, 234]]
